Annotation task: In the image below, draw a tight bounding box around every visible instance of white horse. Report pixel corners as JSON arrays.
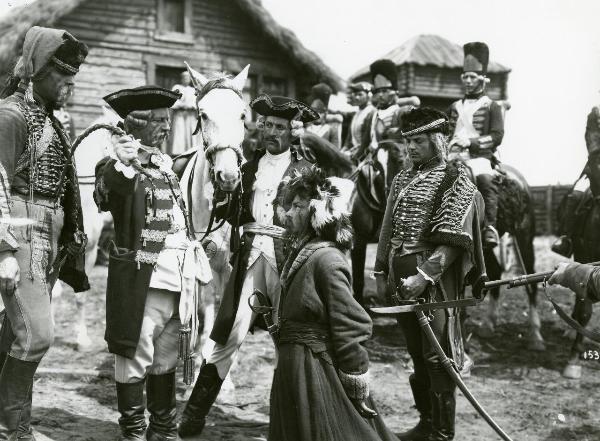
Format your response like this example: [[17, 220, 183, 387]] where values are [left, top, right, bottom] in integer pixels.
[[175, 64, 249, 382], [52, 106, 118, 351]]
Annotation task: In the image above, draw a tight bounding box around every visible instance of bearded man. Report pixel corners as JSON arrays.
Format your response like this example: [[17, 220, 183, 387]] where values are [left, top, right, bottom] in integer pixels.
[[94, 86, 212, 441], [0, 26, 89, 440], [375, 108, 485, 441], [447, 42, 505, 248]]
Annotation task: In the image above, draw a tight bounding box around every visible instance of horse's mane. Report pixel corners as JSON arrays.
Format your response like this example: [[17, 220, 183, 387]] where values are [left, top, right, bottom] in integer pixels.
[[197, 72, 242, 100]]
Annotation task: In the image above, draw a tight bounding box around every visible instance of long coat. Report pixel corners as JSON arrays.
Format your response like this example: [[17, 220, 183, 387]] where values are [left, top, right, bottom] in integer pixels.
[[209, 148, 312, 345], [269, 240, 398, 441]]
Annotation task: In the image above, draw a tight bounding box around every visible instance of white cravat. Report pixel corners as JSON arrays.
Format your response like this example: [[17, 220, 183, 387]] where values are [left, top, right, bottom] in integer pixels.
[[248, 149, 292, 268]]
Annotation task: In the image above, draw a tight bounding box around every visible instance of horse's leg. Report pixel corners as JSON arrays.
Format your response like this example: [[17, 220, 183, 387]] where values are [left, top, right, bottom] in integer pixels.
[[351, 237, 367, 307], [479, 249, 501, 338], [516, 230, 545, 351], [562, 297, 594, 379]]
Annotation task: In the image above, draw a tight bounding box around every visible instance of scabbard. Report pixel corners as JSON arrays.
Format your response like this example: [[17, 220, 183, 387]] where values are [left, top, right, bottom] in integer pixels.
[[415, 310, 513, 441]]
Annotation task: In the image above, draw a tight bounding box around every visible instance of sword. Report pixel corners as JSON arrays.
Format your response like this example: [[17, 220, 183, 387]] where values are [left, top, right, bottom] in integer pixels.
[[370, 297, 484, 315], [416, 310, 514, 441], [248, 288, 279, 344]]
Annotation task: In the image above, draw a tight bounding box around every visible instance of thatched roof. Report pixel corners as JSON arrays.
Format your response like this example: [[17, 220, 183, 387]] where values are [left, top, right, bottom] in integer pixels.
[[350, 34, 511, 80], [0, 0, 344, 90]]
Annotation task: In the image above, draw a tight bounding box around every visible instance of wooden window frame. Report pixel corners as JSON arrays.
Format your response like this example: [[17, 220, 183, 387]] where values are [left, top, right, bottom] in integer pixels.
[[155, 0, 194, 44]]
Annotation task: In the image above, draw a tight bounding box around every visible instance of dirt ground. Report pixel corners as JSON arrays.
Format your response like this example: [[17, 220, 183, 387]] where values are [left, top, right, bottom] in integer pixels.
[[15, 237, 600, 441]]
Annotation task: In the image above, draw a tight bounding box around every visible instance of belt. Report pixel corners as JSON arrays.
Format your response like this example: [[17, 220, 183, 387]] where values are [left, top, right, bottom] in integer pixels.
[[278, 319, 333, 364], [10, 191, 61, 209]]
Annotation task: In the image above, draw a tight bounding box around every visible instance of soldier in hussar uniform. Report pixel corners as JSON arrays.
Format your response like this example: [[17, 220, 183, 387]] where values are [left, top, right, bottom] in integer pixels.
[[375, 108, 485, 441], [94, 86, 212, 441], [0, 26, 89, 439], [447, 42, 505, 248]]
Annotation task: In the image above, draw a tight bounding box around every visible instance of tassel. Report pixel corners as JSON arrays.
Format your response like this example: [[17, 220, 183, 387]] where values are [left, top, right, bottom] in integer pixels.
[[178, 323, 194, 385]]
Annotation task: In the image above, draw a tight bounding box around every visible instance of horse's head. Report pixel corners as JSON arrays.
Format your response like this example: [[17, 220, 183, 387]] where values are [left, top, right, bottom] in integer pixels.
[[185, 62, 250, 192]]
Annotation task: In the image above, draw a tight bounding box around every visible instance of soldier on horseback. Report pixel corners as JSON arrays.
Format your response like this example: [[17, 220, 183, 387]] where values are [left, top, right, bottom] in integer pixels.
[[342, 81, 376, 161], [0, 26, 89, 440], [448, 42, 505, 248], [306, 83, 343, 149], [552, 106, 600, 257], [375, 107, 486, 441]]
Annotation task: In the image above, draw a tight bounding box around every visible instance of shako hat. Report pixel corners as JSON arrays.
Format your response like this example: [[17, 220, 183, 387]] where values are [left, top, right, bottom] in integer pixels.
[[463, 42, 489, 75], [370, 59, 397, 91], [309, 83, 333, 111], [103, 86, 181, 119], [401, 107, 449, 137], [250, 94, 319, 123]]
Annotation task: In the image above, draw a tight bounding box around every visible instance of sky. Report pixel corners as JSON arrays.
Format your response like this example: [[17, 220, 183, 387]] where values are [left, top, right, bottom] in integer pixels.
[[2, 0, 600, 185]]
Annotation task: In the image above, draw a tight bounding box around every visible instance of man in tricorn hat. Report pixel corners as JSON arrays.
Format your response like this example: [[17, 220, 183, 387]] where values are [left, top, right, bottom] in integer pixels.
[[447, 42, 505, 248], [178, 94, 343, 437], [342, 81, 376, 161], [306, 82, 343, 149], [94, 85, 212, 441], [375, 107, 485, 441], [0, 26, 89, 439]]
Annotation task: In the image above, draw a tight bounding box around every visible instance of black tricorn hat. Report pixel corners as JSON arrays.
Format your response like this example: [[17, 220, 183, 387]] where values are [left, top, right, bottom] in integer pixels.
[[310, 83, 333, 109], [401, 107, 449, 137], [250, 94, 319, 123], [370, 59, 397, 91], [463, 42, 489, 75], [51, 32, 88, 75], [103, 86, 181, 119]]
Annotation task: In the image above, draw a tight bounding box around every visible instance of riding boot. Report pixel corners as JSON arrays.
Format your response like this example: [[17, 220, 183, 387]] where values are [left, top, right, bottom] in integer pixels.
[[0, 356, 39, 441], [15, 386, 35, 440], [397, 374, 432, 441], [476, 174, 500, 248], [178, 362, 223, 438], [552, 190, 584, 257], [428, 391, 455, 441], [146, 373, 177, 441], [115, 380, 147, 441]]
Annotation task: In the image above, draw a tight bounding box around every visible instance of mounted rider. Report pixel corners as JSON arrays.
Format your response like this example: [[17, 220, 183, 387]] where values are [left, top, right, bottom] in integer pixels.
[[551, 105, 600, 257], [448, 42, 505, 248], [0, 26, 89, 440], [94, 86, 212, 441], [341, 81, 376, 161], [374, 107, 486, 441], [306, 82, 343, 149], [178, 94, 325, 438]]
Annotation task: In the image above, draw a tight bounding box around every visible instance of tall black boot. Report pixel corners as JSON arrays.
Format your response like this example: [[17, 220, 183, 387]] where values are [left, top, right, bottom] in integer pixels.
[[178, 362, 223, 438], [397, 374, 432, 441], [428, 391, 456, 441], [0, 356, 39, 441], [116, 380, 147, 441], [146, 373, 177, 441]]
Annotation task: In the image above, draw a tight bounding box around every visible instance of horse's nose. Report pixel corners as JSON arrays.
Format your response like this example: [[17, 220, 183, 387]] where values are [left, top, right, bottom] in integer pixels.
[[216, 169, 240, 184]]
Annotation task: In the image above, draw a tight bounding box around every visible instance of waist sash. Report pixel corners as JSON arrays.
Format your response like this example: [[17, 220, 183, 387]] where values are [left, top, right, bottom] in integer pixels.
[[278, 319, 333, 364]]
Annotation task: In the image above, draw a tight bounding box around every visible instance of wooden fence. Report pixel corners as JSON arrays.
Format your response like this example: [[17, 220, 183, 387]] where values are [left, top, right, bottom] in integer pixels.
[[530, 185, 572, 235]]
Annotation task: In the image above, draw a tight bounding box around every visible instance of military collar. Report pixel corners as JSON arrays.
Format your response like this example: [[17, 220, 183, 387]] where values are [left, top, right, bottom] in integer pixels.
[[414, 156, 445, 173]]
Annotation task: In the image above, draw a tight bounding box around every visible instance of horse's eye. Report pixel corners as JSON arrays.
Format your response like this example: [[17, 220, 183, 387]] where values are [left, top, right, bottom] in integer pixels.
[[240, 112, 246, 121], [200, 112, 208, 121]]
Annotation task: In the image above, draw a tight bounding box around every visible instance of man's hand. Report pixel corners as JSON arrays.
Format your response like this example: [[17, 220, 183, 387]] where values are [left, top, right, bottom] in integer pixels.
[[114, 135, 140, 165], [0, 251, 20, 296], [351, 398, 378, 419], [548, 262, 570, 287], [399, 272, 429, 300]]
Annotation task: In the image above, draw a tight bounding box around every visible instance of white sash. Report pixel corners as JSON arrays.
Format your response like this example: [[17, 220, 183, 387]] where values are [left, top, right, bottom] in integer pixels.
[[452, 96, 492, 142]]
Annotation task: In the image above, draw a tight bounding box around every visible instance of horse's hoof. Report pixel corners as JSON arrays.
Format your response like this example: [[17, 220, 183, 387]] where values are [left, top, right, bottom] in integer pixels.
[[562, 364, 582, 379], [76, 333, 93, 352], [527, 338, 546, 352]]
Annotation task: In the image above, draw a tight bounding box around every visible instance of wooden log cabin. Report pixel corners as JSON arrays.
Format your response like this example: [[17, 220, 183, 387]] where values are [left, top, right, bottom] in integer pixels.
[[0, 0, 343, 144], [349, 34, 510, 111]]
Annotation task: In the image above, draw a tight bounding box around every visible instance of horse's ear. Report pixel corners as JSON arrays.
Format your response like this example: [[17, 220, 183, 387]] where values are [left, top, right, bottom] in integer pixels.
[[231, 64, 250, 93], [185, 61, 208, 89]]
